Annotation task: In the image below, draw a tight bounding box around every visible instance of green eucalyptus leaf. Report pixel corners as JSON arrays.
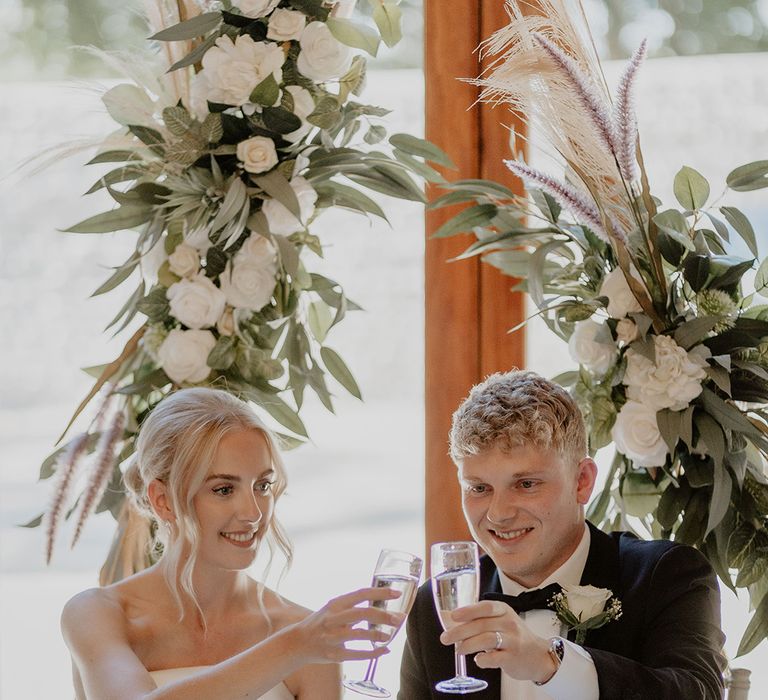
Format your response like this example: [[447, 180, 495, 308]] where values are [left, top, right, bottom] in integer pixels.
[[673, 166, 709, 210], [326, 17, 380, 56], [754, 257, 768, 298], [250, 74, 280, 107], [392, 148, 446, 184], [136, 285, 170, 323], [364, 124, 387, 145], [673, 316, 720, 349], [162, 105, 195, 136], [656, 409, 682, 453], [87, 150, 141, 165], [308, 301, 333, 343], [63, 206, 153, 234], [261, 395, 308, 437], [149, 11, 221, 40], [727, 160, 768, 192], [373, 2, 403, 47], [262, 107, 302, 135], [432, 204, 498, 238], [168, 34, 217, 72], [389, 133, 455, 169], [207, 335, 237, 370], [720, 206, 758, 257], [307, 96, 342, 130], [736, 588, 768, 655], [253, 170, 301, 221], [320, 346, 362, 399]]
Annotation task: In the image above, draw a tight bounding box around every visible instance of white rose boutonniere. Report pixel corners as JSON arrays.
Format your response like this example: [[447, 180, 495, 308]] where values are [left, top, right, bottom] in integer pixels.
[[157, 329, 216, 384], [549, 584, 622, 644]]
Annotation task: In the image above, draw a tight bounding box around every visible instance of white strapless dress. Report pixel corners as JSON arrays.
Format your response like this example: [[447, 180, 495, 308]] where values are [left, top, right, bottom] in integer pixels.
[[149, 666, 294, 698]]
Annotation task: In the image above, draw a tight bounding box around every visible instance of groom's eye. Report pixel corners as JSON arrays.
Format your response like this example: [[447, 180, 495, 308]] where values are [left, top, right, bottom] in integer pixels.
[[518, 480, 536, 489], [465, 483, 488, 494]]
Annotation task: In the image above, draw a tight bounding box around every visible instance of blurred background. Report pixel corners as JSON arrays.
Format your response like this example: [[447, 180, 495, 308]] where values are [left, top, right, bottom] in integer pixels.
[[1, 1, 767, 697]]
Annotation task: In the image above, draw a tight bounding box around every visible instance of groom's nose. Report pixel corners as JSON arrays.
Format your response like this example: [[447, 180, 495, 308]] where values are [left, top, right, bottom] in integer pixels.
[[486, 492, 518, 523]]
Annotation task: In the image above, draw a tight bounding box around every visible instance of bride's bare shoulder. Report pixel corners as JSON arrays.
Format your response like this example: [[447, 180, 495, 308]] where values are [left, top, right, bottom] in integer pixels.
[[259, 586, 314, 627]]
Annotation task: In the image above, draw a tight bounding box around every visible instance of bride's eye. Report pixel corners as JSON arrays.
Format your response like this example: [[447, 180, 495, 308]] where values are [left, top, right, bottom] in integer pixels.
[[255, 480, 275, 494], [213, 484, 234, 496]]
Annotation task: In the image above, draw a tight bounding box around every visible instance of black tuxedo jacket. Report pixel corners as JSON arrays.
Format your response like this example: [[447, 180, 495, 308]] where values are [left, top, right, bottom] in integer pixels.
[[399, 523, 726, 699]]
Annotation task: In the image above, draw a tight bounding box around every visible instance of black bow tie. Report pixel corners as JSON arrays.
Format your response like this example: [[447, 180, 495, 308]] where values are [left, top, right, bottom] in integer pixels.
[[482, 582, 563, 614]]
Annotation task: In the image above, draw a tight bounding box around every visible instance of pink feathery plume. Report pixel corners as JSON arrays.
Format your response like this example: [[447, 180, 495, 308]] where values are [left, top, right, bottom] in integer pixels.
[[44, 433, 89, 565], [613, 39, 648, 184], [505, 159, 627, 244], [533, 33, 616, 159], [71, 409, 127, 548]]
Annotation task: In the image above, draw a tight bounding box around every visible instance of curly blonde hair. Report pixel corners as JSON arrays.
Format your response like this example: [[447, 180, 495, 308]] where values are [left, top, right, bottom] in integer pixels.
[[449, 370, 586, 466]]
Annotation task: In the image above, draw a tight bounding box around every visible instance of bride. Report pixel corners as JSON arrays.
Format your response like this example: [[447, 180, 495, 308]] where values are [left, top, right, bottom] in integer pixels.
[[61, 387, 401, 699]]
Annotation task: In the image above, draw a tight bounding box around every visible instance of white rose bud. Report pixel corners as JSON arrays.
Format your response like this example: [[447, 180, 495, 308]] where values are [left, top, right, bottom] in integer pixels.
[[297, 22, 352, 81], [267, 8, 307, 41], [167, 273, 227, 329], [237, 233, 278, 266], [158, 329, 216, 384], [262, 176, 318, 235], [217, 307, 236, 336], [168, 244, 200, 278], [233, 0, 280, 18], [220, 259, 277, 312], [199, 35, 284, 107], [611, 400, 669, 467], [568, 319, 616, 377], [561, 584, 613, 621], [615, 318, 639, 345], [624, 335, 709, 411], [237, 136, 279, 174], [283, 85, 315, 143], [599, 267, 643, 319]]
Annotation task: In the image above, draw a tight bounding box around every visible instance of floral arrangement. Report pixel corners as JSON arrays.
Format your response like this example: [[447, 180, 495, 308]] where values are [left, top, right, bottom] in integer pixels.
[[32, 0, 450, 582], [549, 584, 622, 644], [432, 0, 768, 654]]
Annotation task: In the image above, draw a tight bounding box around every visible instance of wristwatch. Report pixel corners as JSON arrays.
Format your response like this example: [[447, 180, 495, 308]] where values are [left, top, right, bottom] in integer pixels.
[[534, 637, 565, 686]]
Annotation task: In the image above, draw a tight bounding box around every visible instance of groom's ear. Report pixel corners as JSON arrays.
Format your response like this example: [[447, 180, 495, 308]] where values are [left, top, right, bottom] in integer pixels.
[[575, 458, 598, 505]]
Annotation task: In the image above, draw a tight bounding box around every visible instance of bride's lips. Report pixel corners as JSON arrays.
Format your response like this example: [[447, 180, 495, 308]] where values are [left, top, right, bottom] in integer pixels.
[[220, 530, 258, 548], [488, 526, 533, 545]]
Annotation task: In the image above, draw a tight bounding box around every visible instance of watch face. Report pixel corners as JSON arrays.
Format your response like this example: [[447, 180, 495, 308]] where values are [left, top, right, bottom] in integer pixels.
[[552, 637, 565, 662]]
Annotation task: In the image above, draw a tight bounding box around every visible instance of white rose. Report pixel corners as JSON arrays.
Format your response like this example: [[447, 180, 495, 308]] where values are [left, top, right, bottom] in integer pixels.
[[262, 176, 318, 234], [624, 335, 709, 411], [615, 318, 638, 345], [267, 8, 307, 41], [612, 400, 669, 467], [237, 233, 278, 266], [233, 0, 280, 18], [167, 273, 227, 329], [168, 244, 200, 278], [198, 35, 284, 107], [237, 136, 279, 174], [220, 259, 277, 311], [568, 320, 616, 377], [217, 307, 236, 336], [158, 329, 216, 384], [561, 584, 613, 621], [297, 22, 352, 81], [599, 267, 643, 319], [283, 86, 315, 143]]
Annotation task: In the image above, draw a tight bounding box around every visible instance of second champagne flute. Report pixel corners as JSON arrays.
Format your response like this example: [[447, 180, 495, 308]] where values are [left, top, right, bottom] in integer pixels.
[[344, 549, 423, 698], [431, 541, 488, 694]]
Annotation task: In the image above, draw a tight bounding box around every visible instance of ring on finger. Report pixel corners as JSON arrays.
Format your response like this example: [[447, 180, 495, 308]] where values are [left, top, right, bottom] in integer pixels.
[[494, 631, 504, 651]]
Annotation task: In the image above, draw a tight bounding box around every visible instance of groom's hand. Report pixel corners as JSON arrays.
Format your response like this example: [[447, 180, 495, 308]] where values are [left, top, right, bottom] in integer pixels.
[[439, 601, 558, 684]]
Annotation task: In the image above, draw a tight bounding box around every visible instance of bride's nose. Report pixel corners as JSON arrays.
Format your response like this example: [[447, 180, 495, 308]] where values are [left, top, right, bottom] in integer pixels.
[[237, 491, 263, 524]]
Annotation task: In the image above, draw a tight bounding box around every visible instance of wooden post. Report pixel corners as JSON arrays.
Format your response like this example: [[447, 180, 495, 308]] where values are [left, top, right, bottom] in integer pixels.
[[424, 0, 526, 558]]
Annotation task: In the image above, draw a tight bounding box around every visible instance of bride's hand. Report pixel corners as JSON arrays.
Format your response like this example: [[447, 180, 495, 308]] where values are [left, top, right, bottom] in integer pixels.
[[289, 586, 405, 664]]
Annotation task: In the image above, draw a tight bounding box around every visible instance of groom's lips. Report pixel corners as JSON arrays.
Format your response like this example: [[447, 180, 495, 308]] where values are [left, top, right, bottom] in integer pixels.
[[488, 526, 534, 545]]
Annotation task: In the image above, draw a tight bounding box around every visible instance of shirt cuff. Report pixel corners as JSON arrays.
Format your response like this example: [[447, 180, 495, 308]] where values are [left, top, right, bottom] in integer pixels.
[[537, 639, 599, 700]]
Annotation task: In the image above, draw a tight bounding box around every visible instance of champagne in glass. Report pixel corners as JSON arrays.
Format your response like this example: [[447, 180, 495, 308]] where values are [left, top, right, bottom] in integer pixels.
[[344, 549, 423, 698], [431, 542, 488, 694]]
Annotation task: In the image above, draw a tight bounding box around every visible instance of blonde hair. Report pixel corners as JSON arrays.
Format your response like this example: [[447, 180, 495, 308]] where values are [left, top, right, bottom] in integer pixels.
[[123, 387, 292, 623], [449, 370, 587, 466]]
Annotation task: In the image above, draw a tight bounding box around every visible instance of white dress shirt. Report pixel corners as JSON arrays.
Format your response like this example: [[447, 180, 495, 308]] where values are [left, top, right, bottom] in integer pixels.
[[498, 523, 599, 700]]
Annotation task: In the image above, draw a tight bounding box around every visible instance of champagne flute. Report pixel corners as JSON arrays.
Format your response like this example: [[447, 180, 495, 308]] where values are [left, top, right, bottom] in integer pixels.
[[431, 542, 488, 694], [344, 549, 423, 698]]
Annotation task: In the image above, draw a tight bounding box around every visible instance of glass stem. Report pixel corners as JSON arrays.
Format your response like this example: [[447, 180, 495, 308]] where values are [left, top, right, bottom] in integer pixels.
[[363, 656, 379, 683], [455, 648, 468, 679]]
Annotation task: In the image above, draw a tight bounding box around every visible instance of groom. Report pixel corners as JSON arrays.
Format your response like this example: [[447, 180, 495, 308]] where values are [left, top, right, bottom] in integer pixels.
[[399, 370, 725, 699]]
